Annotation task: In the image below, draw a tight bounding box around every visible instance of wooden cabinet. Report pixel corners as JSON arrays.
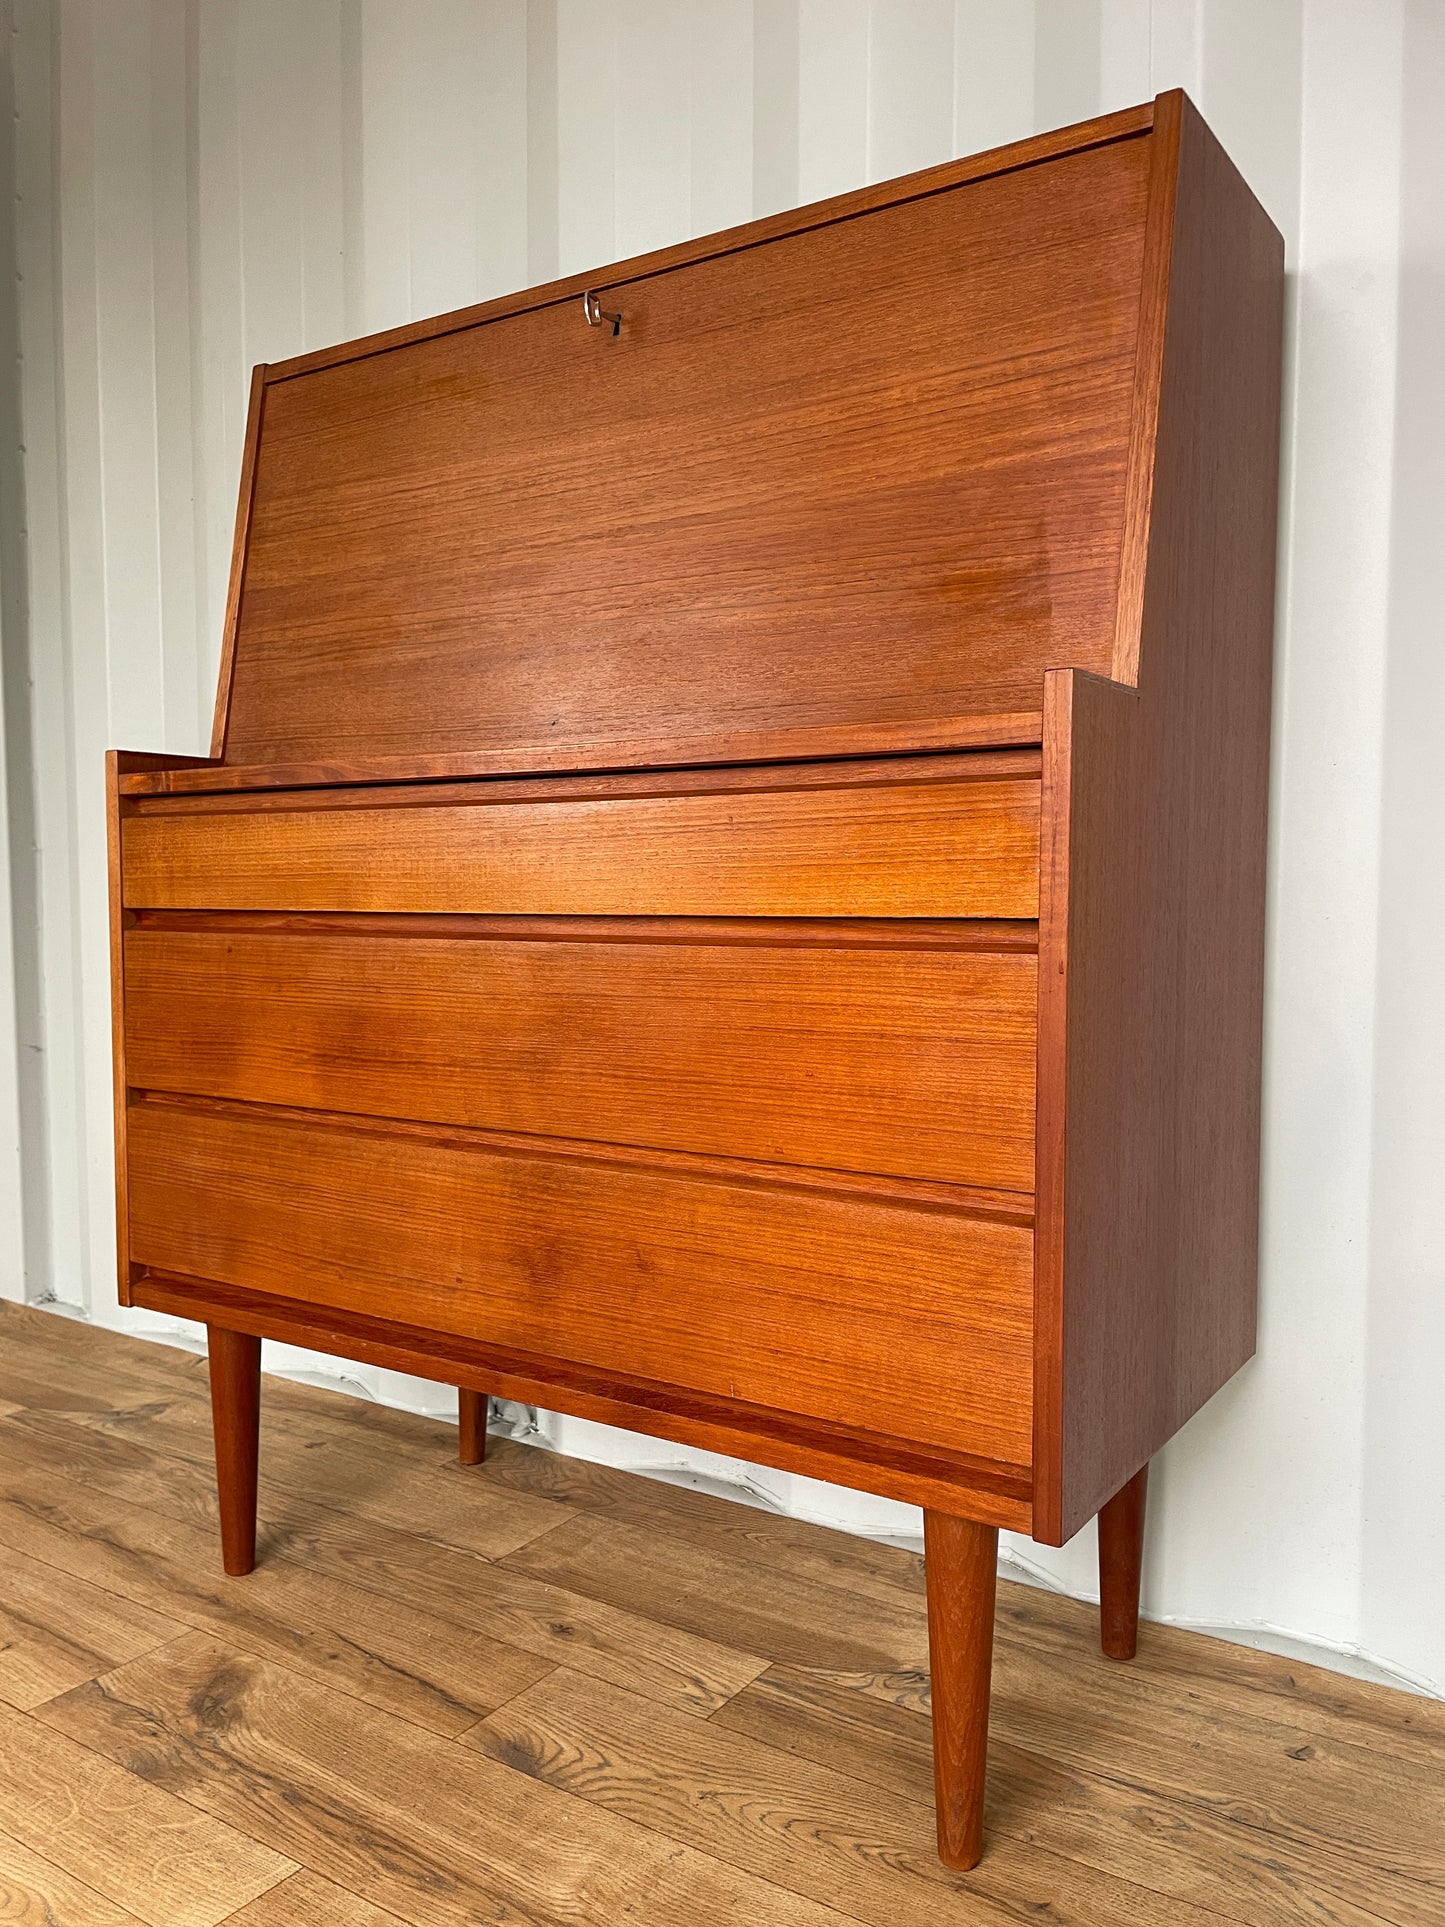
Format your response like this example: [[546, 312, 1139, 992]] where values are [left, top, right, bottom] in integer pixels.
[[107, 91, 1283, 1869]]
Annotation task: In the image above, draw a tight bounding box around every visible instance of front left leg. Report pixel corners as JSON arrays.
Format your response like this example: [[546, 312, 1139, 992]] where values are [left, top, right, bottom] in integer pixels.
[[923, 1510, 998, 1870], [207, 1326, 261, 1576]]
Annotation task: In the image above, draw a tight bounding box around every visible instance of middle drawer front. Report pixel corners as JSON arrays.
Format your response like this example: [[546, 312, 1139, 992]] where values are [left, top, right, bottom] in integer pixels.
[[124, 919, 1038, 1191]]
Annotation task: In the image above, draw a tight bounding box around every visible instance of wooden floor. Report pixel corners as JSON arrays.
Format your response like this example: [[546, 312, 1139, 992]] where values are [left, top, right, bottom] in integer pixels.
[[0, 1303, 1440, 1927]]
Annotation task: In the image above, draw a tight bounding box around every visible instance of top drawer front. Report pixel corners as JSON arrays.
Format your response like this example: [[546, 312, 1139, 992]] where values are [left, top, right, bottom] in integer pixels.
[[122, 760, 1041, 919]]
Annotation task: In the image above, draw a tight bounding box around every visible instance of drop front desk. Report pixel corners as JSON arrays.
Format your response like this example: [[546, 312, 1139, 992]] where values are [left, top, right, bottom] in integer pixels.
[[108, 91, 1283, 1867]]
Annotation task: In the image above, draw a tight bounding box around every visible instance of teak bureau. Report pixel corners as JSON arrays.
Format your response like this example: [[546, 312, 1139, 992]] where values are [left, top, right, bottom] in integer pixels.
[[107, 92, 1283, 1868]]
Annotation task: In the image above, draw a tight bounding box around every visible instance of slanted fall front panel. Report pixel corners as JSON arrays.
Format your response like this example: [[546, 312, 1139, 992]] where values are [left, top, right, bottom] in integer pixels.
[[222, 135, 1151, 766]]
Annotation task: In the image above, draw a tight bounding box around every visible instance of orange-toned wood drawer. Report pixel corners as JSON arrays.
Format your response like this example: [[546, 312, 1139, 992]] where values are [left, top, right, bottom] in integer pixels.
[[119, 755, 1041, 919], [123, 917, 1037, 1191], [127, 1098, 1034, 1467]]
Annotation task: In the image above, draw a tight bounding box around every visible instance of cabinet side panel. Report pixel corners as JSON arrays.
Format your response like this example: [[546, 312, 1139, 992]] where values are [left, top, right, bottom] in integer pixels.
[[1043, 98, 1284, 1542]]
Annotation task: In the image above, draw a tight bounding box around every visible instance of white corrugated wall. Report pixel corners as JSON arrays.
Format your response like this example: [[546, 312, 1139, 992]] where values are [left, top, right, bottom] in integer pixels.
[[0, 0, 1440, 1698]]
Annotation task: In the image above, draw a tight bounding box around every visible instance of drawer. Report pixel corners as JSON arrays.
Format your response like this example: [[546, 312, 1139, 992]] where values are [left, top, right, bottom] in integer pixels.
[[123, 917, 1037, 1191], [127, 1098, 1034, 1467], [119, 755, 1041, 919]]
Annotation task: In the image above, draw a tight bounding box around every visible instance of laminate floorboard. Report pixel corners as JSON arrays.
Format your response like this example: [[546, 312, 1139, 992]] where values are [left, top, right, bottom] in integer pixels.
[[0, 1826, 153, 1927], [0, 1702, 292, 1927], [993, 1580, 1445, 1770], [40, 1634, 851, 1927], [501, 1509, 933, 1674], [472, 1663, 1226, 1927], [0, 1437, 556, 1736], [478, 1429, 931, 1606], [0, 1407, 763, 1715], [714, 1665, 1439, 1927], [0, 1541, 181, 1710], [218, 1869, 412, 1925], [0, 1320, 571, 1561], [0, 1301, 1436, 1927]]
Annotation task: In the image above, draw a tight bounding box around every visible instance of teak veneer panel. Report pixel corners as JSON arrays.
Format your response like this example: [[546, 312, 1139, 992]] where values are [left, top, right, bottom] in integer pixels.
[[223, 136, 1149, 767], [119, 764, 1041, 919], [126, 1099, 1034, 1469], [124, 920, 1038, 1193]]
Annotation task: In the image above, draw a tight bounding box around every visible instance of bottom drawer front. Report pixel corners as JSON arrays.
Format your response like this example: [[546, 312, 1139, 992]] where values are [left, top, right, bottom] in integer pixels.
[[128, 1102, 1033, 1468]]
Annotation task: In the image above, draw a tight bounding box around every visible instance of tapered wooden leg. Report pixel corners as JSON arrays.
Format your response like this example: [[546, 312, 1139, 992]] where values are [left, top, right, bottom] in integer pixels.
[[458, 1387, 489, 1465], [923, 1511, 998, 1871], [1098, 1463, 1149, 1660], [207, 1327, 261, 1577]]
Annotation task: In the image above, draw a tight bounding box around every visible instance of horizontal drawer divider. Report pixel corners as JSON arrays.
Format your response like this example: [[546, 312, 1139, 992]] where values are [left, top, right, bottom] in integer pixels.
[[129, 1089, 1035, 1225], [126, 906, 1040, 952]]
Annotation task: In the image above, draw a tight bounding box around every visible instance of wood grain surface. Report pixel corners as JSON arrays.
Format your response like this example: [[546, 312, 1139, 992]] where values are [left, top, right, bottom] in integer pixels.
[[119, 760, 1042, 919], [0, 1545, 179, 1711], [922, 1511, 999, 1869], [0, 1696, 293, 1927], [46, 1632, 854, 1927], [106, 754, 132, 1300], [103, 88, 1287, 1873], [217, 1870, 418, 1926], [124, 916, 1037, 1191], [117, 709, 1045, 797], [263, 102, 1154, 385], [126, 1096, 1035, 1467], [456, 1387, 488, 1466], [208, 1326, 261, 1576], [2, 1304, 1438, 1927], [123, 1272, 1036, 1529], [0, 1434, 561, 1737], [221, 139, 1148, 767], [209, 364, 268, 760], [1097, 1464, 1148, 1660], [0, 1829, 154, 1927]]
